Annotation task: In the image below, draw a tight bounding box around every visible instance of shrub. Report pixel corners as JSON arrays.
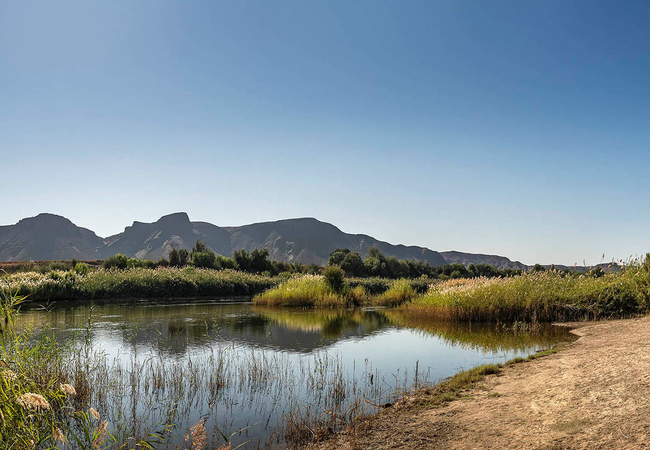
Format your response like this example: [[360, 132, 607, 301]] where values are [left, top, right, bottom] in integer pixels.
[[48, 261, 69, 272], [168, 248, 189, 267], [1, 268, 278, 301], [215, 255, 236, 270], [375, 278, 417, 306], [323, 266, 346, 294], [73, 262, 90, 275], [192, 251, 216, 269], [103, 254, 128, 270]]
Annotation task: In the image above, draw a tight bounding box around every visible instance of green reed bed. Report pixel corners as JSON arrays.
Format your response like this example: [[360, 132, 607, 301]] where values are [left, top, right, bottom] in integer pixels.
[[1, 267, 279, 302], [253, 272, 427, 308], [402, 262, 650, 323], [347, 277, 431, 295], [253, 274, 353, 307], [373, 278, 418, 307]]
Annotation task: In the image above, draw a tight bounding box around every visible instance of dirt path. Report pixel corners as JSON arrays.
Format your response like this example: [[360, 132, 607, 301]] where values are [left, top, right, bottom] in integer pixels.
[[311, 317, 650, 449]]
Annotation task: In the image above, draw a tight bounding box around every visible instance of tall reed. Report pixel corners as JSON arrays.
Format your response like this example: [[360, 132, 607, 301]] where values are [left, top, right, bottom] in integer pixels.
[[0, 276, 173, 448], [402, 263, 650, 323], [1, 267, 278, 302]]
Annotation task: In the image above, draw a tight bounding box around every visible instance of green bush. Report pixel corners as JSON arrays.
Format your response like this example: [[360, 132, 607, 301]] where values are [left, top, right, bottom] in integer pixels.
[[103, 254, 128, 270], [323, 266, 346, 294], [48, 261, 69, 272], [73, 262, 90, 275], [192, 251, 216, 269]]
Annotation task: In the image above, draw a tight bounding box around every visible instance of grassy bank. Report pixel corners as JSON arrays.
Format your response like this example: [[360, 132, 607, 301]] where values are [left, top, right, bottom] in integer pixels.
[[1, 267, 279, 302], [402, 261, 650, 322], [255, 256, 650, 323]]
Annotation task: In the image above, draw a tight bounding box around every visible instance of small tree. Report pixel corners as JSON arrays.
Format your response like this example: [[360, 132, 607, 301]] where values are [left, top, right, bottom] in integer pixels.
[[250, 248, 272, 273], [178, 249, 189, 266], [341, 252, 365, 277], [168, 248, 189, 267], [191, 240, 207, 255], [192, 251, 216, 269], [168, 248, 180, 267], [233, 250, 251, 272], [328, 248, 351, 266], [363, 247, 387, 277]]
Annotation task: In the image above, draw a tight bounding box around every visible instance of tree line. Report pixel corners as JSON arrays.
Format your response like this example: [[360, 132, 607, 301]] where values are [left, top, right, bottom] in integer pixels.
[[327, 247, 522, 279], [102, 240, 525, 280], [103, 240, 321, 275]]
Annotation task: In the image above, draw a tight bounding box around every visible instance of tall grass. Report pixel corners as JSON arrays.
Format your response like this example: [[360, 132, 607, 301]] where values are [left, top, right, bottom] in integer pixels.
[[253, 275, 421, 307], [1, 267, 279, 302], [374, 278, 417, 307], [402, 262, 650, 323], [0, 281, 170, 448], [253, 275, 350, 307]]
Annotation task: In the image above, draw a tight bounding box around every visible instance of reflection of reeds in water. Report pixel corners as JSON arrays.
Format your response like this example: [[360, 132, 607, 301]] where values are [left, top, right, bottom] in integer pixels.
[[9, 300, 577, 448], [71, 335, 406, 449], [383, 310, 574, 353], [251, 306, 390, 338]]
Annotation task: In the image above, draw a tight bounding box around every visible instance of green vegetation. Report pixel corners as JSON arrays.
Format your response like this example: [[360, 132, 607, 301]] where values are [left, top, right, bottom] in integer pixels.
[[257, 254, 650, 324], [420, 363, 503, 406], [323, 266, 346, 294], [402, 257, 650, 323], [2, 267, 278, 302], [0, 285, 170, 448], [374, 278, 417, 306], [253, 274, 422, 308], [328, 247, 522, 279], [253, 275, 351, 307]]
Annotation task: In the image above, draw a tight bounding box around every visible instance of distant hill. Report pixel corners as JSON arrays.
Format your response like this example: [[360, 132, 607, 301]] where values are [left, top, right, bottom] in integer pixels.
[[104, 212, 210, 261], [1, 213, 609, 271], [439, 251, 528, 270], [226, 218, 447, 266], [0, 213, 447, 266], [0, 214, 104, 261]]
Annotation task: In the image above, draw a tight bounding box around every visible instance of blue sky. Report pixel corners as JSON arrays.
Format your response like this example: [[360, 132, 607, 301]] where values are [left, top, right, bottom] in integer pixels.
[[1, 0, 649, 265]]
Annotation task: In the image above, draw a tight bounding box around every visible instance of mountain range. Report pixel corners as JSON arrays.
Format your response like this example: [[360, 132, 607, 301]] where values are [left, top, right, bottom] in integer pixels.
[[2, 213, 609, 271], [0, 212, 459, 266]]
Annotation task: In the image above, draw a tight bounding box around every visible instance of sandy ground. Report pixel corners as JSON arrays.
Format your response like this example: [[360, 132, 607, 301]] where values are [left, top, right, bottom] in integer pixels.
[[310, 317, 650, 449]]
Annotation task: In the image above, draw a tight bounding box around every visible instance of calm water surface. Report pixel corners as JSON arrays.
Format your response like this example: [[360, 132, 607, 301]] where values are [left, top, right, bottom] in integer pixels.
[[18, 301, 575, 449]]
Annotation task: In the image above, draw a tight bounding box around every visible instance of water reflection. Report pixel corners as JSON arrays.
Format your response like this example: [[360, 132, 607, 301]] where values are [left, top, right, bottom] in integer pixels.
[[18, 301, 574, 356], [16, 301, 575, 449]]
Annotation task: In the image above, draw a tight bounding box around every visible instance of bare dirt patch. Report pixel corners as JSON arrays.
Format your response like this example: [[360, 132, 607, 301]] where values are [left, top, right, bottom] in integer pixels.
[[309, 317, 650, 449]]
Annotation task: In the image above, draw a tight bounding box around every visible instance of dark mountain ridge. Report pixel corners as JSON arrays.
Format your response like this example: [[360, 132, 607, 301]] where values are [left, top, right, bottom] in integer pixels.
[[0, 214, 104, 261], [1, 213, 603, 271], [0, 213, 447, 266]]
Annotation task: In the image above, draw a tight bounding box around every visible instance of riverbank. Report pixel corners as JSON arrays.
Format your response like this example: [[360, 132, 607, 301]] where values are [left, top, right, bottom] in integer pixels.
[[310, 317, 650, 449]]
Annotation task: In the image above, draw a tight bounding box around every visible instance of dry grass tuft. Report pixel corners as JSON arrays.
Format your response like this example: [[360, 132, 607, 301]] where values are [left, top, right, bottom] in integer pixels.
[[184, 418, 208, 450], [16, 393, 51, 411]]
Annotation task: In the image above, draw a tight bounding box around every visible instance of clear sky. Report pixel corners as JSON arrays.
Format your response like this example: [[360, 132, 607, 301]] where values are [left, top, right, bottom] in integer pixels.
[[2, 0, 649, 266]]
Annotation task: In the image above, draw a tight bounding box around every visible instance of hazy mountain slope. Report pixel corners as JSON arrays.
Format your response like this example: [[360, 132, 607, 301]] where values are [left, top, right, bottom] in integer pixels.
[[0, 214, 104, 261], [103, 212, 208, 260], [190, 221, 232, 256], [440, 251, 528, 270], [0, 213, 465, 268], [227, 218, 447, 266]]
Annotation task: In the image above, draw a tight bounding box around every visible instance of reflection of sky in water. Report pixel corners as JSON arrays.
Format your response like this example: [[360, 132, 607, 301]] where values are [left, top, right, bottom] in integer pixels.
[[17, 301, 574, 449]]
